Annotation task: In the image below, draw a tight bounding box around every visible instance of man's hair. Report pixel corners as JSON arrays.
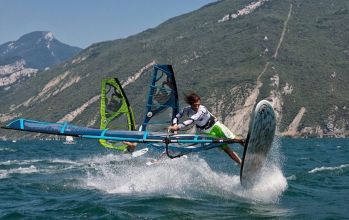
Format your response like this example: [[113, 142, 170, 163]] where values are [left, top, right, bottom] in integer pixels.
[[184, 92, 201, 105]]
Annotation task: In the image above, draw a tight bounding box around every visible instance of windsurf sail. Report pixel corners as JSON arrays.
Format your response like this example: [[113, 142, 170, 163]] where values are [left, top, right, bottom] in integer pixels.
[[2, 118, 241, 148], [99, 78, 136, 151], [141, 64, 179, 132], [1, 64, 244, 158]]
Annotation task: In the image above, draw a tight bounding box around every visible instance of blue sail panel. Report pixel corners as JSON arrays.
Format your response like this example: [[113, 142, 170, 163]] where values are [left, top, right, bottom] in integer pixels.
[[141, 64, 179, 132], [3, 118, 163, 140], [2, 118, 240, 145], [3, 118, 245, 159], [4, 118, 112, 137]]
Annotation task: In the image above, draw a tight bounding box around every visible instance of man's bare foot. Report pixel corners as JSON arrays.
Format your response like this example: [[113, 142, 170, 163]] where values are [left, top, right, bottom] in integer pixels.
[[123, 142, 137, 153]]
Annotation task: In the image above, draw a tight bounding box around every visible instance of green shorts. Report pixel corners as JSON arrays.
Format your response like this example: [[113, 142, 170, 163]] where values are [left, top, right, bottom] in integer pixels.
[[202, 121, 236, 150]]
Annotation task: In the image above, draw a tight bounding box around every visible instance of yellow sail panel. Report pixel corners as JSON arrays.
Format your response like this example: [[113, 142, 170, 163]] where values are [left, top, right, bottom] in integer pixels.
[[99, 78, 135, 151]]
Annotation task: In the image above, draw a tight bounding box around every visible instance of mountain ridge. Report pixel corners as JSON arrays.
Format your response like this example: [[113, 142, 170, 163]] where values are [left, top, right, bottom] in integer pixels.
[[0, 31, 82, 70], [0, 31, 82, 91]]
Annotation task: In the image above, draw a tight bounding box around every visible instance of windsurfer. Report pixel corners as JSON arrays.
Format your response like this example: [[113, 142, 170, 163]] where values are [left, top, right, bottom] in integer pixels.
[[168, 92, 244, 165]]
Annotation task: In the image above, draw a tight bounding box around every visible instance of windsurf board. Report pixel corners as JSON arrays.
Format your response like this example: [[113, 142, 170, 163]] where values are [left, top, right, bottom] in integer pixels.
[[240, 99, 276, 187]]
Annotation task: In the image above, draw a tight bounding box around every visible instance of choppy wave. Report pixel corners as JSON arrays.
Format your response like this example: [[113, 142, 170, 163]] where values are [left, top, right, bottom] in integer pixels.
[[286, 175, 296, 180], [0, 159, 41, 165], [0, 157, 87, 179], [0, 147, 17, 152], [308, 164, 349, 174], [0, 165, 38, 179]]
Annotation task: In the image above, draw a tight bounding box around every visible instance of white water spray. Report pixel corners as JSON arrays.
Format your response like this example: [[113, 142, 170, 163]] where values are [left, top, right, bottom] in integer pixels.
[[80, 137, 287, 204]]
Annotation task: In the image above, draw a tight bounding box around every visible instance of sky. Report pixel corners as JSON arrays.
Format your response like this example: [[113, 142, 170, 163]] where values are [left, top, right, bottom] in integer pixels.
[[0, 0, 215, 48]]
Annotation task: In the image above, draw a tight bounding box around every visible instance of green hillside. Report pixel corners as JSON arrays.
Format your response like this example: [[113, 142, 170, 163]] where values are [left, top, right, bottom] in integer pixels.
[[1, 0, 348, 139]]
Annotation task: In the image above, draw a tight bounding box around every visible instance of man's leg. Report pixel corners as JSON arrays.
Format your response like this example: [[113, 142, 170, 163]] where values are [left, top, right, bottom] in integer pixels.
[[223, 146, 242, 165]]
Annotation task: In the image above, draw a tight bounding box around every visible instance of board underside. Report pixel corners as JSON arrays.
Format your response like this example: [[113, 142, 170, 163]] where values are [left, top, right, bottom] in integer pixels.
[[240, 100, 276, 187]]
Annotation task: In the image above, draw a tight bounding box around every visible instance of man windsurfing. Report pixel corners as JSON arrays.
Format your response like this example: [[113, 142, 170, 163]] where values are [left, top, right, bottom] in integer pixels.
[[168, 92, 244, 165]]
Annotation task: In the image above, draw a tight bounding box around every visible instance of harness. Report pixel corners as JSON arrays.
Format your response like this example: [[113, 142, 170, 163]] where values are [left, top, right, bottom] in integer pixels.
[[196, 114, 217, 130]]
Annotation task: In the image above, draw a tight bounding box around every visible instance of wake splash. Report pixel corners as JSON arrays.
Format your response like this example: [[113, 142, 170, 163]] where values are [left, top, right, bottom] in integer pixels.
[[236, 136, 287, 203], [81, 137, 287, 204], [83, 154, 237, 197]]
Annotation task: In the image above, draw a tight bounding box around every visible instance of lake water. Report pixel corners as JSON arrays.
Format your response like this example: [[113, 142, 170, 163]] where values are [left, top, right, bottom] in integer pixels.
[[0, 138, 348, 219]]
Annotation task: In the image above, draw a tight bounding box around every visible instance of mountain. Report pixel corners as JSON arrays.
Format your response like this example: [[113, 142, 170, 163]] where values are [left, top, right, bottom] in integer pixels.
[[0, 31, 82, 69], [0, 0, 348, 139], [0, 31, 82, 89]]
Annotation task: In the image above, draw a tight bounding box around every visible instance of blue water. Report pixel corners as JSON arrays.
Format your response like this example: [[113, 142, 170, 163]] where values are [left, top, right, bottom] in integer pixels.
[[0, 138, 348, 219]]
